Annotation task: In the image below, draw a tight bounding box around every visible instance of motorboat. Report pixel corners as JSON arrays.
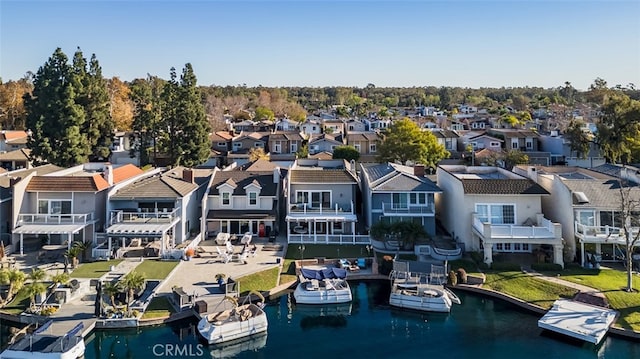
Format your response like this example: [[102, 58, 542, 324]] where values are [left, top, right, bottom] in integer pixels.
[[197, 291, 268, 345], [293, 267, 352, 305], [388, 266, 461, 313], [0, 321, 85, 359]]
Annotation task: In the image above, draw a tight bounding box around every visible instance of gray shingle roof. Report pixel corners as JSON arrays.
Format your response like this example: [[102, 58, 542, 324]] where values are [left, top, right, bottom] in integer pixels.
[[461, 179, 549, 195], [561, 179, 640, 208], [290, 169, 357, 184], [111, 169, 200, 199], [363, 163, 441, 192], [209, 171, 278, 196]]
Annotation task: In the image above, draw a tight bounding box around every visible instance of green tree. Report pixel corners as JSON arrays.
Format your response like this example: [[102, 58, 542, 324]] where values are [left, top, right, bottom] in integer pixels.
[[254, 106, 274, 121], [130, 75, 164, 166], [0, 269, 25, 306], [119, 271, 145, 315], [25, 48, 89, 166], [249, 147, 269, 161], [596, 93, 640, 164], [29, 268, 46, 283], [50, 272, 70, 287], [503, 149, 529, 170], [25, 282, 47, 309], [102, 281, 121, 308], [296, 144, 309, 159], [564, 120, 592, 159], [332, 145, 360, 162], [376, 118, 449, 168]]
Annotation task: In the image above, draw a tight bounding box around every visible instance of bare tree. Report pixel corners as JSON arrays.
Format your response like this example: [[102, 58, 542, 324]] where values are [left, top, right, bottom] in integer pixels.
[[618, 177, 640, 292]]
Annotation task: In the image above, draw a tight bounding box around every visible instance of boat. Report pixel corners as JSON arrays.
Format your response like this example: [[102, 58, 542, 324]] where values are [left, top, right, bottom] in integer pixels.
[[293, 267, 352, 305], [0, 321, 85, 359], [197, 291, 268, 345], [388, 265, 461, 313]]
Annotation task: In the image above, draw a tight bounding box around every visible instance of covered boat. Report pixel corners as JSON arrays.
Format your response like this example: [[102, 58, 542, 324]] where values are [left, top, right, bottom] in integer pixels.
[[388, 264, 461, 313], [293, 267, 352, 305], [0, 321, 85, 359], [197, 291, 268, 345]]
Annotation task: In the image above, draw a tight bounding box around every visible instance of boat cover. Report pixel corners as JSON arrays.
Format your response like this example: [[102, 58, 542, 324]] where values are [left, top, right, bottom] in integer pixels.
[[33, 320, 53, 334], [300, 267, 347, 280]]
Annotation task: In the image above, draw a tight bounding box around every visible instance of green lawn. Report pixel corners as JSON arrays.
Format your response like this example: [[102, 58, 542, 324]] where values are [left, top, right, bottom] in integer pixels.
[[1, 288, 31, 315], [141, 296, 175, 319], [285, 244, 371, 260], [281, 259, 298, 284], [235, 267, 281, 296], [70, 260, 123, 278], [483, 271, 578, 309], [134, 260, 179, 280], [538, 267, 640, 330]]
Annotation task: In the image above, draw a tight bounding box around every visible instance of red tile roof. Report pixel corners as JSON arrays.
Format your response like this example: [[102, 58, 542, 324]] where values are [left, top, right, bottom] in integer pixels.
[[27, 175, 110, 192], [113, 164, 144, 183], [1, 131, 28, 141]]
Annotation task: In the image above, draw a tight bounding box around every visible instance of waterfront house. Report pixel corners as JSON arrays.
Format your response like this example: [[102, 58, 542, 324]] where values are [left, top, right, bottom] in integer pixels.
[[11, 163, 143, 255], [0, 148, 31, 171], [436, 165, 564, 267], [205, 167, 281, 239], [514, 165, 640, 267], [285, 159, 363, 244], [360, 163, 441, 237], [101, 167, 212, 259]]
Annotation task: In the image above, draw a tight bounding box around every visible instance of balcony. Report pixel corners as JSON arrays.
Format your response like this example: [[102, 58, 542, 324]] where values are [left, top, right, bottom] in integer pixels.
[[472, 213, 561, 243], [382, 202, 434, 215], [109, 209, 179, 225], [289, 201, 354, 215], [17, 213, 95, 225], [574, 222, 639, 244]]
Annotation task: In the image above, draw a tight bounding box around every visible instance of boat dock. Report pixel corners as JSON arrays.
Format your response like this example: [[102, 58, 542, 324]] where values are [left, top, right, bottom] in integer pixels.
[[537, 299, 618, 345]]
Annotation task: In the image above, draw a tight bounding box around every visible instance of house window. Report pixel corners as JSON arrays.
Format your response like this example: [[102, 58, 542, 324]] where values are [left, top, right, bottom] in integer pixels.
[[511, 140, 518, 149], [333, 222, 343, 232], [349, 126, 354, 131], [490, 142, 500, 147], [369, 144, 376, 153], [392, 193, 408, 209], [409, 193, 427, 205], [526, 140, 533, 149], [273, 141, 281, 153], [233, 142, 242, 150], [254, 142, 263, 148], [312, 126, 317, 131], [217, 142, 227, 148], [471, 142, 478, 150], [248, 192, 257, 206], [354, 144, 361, 152], [476, 204, 515, 224], [222, 192, 231, 206], [296, 191, 331, 209], [38, 200, 72, 214], [291, 143, 298, 153]]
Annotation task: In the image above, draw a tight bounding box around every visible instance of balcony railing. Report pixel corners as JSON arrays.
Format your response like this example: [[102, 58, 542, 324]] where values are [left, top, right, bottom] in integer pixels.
[[573, 222, 640, 243], [473, 213, 559, 240], [382, 202, 434, 215], [287, 234, 370, 245], [289, 201, 354, 214], [109, 208, 179, 225], [17, 213, 95, 225]]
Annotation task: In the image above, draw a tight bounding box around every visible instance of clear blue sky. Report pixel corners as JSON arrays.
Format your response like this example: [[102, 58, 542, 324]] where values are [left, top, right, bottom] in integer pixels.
[[1, 1, 639, 90]]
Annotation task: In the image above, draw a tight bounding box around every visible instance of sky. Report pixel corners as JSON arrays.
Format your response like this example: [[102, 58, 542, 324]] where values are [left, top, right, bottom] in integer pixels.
[[1, 0, 639, 90]]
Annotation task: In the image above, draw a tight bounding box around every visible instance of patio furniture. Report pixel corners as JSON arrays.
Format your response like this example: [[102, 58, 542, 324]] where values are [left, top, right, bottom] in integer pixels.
[[240, 232, 252, 245], [215, 233, 231, 245]]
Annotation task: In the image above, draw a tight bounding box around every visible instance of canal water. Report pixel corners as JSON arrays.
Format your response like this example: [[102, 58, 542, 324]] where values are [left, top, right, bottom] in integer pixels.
[[80, 281, 638, 358]]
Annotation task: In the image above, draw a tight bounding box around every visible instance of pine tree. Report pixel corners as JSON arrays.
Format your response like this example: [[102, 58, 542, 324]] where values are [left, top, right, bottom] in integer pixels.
[[160, 68, 180, 165], [25, 48, 89, 167], [129, 76, 164, 166], [84, 53, 113, 160]]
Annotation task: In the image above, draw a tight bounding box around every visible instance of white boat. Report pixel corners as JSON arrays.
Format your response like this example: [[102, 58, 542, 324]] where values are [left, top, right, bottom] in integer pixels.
[[388, 267, 461, 313], [197, 292, 268, 345], [0, 321, 85, 359], [293, 267, 352, 305]]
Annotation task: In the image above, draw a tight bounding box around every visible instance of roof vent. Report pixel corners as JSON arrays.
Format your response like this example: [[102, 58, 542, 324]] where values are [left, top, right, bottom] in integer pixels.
[[573, 191, 590, 204]]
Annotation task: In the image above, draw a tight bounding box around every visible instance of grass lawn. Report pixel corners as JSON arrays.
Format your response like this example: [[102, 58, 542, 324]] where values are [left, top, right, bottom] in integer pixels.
[[285, 244, 370, 260], [70, 260, 123, 278], [141, 296, 175, 319], [1, 288, 31, 315], [280, 259, 298, 284], [135, 260, 179, 280], [483, 271, 578, 309], [235, 267, 280, 296], [538, 266, 640, 331]]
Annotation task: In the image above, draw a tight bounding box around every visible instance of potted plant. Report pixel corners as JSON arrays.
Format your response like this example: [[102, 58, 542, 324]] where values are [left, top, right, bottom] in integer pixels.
[[215, 273, 226, 286]]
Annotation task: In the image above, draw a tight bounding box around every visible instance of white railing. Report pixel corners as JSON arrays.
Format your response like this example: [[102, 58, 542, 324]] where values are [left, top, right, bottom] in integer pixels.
[[382, 202, 434, 215], [110, 208, 179, 225], [17, 212, 95, 225], [472, 213, 556, 239], [92, 247, 111, 260], [289, 201, 354, 214], [287, 234, 370, 245]]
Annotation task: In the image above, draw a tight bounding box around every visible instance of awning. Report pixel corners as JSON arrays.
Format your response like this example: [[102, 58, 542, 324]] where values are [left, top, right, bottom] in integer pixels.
[[107, 222, 174, 236], [285, 214, 357, 222], [12, 223, 86, 235]]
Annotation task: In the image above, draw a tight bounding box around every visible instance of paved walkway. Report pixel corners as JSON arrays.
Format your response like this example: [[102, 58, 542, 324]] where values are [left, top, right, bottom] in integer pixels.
[[522, 269, 600, 293]]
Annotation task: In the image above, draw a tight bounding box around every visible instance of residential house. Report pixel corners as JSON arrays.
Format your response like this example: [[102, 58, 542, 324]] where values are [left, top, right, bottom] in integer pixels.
[[364, 118, 391, 131], [487, 129, 551, 165], [0, 148, 31, 171], [307, 133, 344, 155], [345, 118, 366, 132], [299, 119, 322, 136], [346, 131, 381, 163], [0, 130, 28, 153], [538, 132, 606, 167], [230, 120, 271, 134], [285, 159, 363, 244], [204, 131, 234, 168], [228, 132, 269, 166], [275, 118, 299, 132], [11, 163, 143, 255], [103, 167, 212, 258], [268, 131, 305, 161], [514, 165, 640, 267], [429, 129, 459, 153], [323, 119, 345, 135], [436, 165, 564, 267], [360, 163, 441, 237], [205, 167, 281, 239], [466, 133, 503, 151]]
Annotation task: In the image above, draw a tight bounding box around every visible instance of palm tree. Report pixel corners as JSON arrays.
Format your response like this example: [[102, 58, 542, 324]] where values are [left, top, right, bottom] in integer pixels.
[[102, 281, 121, 308], [0, 269, 26, 306], [29, 268, 47, 283], [50, 272, 70, 287], [119, 271, 145, 315], [25, 282, 47, 310], [72, 240, 90, 263]]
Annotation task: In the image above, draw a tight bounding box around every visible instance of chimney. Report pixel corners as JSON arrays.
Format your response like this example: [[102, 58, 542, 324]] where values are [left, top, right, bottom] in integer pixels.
[[527, 166, 538, 182], [103, 163, 113, 185], [273, 167, 280, 184], [183, 168, 194, 183], [414, 164, 425, 177]]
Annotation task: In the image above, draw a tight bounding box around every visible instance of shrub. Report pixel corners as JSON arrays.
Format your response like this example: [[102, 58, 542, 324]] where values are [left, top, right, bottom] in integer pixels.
[[478, 262, 490, 270], [531, 263, 563, 272], [40, 306, 58, 316], [449, 259, 478, 273], [456, 268, 468, 284], [131, 309, 140, 318], [448, 270, 458, 286], [490, 262, 522, 271]]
